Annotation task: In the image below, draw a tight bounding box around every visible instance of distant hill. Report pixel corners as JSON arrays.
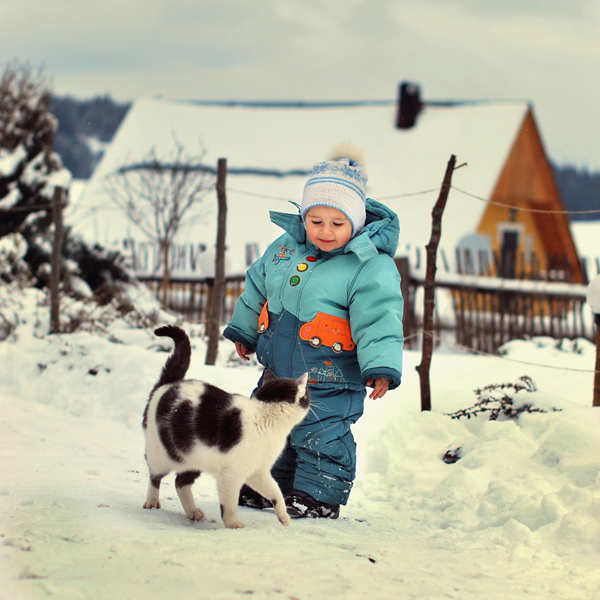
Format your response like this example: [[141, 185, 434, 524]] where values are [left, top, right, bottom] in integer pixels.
[[50, 95, 600, 221], [50, 95, 130, 178], [553, 164, 600, 222]]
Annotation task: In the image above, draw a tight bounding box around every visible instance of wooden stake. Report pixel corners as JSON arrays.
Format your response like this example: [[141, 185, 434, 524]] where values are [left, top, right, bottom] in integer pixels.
[[205, 158, 228, 365], [416, 155, 457, 411], [50, 187, 64, 334]]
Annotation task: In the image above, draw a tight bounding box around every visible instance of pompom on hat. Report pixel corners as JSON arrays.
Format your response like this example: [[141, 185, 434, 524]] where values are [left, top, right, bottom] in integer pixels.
[[301, 155, 368, 237]]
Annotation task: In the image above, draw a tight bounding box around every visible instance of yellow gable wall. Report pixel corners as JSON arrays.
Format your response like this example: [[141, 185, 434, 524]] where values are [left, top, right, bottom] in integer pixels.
[[476, 108, 583, 282]]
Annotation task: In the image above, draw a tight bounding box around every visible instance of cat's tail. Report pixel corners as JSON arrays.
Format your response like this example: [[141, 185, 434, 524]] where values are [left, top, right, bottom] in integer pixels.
[[153, 325, 192, 389]]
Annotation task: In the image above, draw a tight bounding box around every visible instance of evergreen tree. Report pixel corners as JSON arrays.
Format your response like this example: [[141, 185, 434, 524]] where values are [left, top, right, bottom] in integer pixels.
[[0, 62, 71, 284]]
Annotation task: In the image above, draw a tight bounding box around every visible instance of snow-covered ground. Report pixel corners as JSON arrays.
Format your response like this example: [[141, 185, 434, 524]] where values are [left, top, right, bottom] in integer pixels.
[[1, 286, 600, 600]]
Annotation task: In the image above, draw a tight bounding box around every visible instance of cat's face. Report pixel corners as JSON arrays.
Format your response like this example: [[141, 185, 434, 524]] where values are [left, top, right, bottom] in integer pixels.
[[254, 371, 310, 409]]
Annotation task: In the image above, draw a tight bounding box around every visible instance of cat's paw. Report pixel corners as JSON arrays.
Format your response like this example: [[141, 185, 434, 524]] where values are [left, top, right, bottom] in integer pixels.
[[278, 513, 291, 527], [143, 500, 161, 509], [224, 519, 245, 529], [186, 508, 205, 521]]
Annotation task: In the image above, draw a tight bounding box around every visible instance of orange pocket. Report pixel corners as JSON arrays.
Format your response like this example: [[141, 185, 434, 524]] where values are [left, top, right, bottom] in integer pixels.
[[258, 300, 269, 333], [299, 312, 355, 353]]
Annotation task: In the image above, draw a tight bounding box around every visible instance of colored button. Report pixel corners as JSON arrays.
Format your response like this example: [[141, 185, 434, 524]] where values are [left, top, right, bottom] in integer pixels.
[[306, 256, 318, 262], [290, 275, 300, 286], [297, 263, 308, 272]]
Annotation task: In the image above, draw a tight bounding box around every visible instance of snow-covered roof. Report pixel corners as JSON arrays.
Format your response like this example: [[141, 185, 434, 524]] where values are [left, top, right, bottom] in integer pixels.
[[572, 221, 600, 278], [70, 97, 530, 276]]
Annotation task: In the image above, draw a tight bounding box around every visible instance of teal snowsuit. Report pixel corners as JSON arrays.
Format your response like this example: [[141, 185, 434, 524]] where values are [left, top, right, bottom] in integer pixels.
[[223, 199, 404, 505]]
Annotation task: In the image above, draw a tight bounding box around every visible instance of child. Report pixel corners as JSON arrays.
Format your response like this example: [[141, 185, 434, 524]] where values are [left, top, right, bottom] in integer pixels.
[[223, 155, 404, 519]]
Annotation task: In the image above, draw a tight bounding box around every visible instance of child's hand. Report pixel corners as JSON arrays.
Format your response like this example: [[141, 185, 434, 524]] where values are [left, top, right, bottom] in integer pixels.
[[235, 341, 255, 361], [366, 378, 390, 400]]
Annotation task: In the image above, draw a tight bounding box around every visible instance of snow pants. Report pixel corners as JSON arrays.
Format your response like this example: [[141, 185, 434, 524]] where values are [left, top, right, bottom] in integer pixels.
[[270, 385, 366, 506]]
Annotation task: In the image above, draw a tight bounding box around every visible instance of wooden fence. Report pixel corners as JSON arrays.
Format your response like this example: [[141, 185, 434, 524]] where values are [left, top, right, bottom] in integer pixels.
[[142, 269, 595, 355], [139, 275, 245, 325], [404, 275, 593, 353]]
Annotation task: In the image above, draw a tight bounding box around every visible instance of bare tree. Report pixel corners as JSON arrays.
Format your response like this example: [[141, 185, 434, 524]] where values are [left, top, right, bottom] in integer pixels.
[[105, 140, 215, 307]]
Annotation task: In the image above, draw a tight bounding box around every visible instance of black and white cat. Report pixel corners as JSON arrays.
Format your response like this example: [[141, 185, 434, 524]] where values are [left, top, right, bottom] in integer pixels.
[[142, 325, 310, 529]]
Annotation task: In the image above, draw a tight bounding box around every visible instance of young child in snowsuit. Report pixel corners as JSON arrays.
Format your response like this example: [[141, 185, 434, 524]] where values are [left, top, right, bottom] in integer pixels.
[[223, 155, 404, 519]]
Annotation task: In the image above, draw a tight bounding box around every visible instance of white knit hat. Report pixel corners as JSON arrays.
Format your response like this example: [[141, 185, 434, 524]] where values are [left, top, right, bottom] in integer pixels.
[[301, 157, 368, 236]]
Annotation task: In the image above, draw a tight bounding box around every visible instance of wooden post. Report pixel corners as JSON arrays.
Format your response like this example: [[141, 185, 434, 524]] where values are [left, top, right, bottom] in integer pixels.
[[416, 155, 457, 411], [50, 187, 64, 334], [205, 158, 228, 365]]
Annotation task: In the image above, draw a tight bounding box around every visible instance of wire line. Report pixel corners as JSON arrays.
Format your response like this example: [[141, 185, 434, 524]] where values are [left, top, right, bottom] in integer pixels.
[[411, 329, 600, 374], [451, 186, 600, 215]]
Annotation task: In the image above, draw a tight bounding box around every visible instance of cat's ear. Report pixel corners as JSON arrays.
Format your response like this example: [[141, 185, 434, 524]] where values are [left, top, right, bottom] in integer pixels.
[[262, 370, 277, 385], [297, 372, 308, 392]]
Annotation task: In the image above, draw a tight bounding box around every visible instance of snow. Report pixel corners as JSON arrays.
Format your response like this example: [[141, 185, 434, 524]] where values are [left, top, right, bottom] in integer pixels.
[[587, 274, 600, 314], [418, 270, 589, 297], [46, 167, 72, 193], [2, 286, 600, 600], [71, 98, 529, 277], [20, 153, 72, 201], [83, 135, 110, 158], [0, 144, 27, 178], [0, 184, 20, 209], [572, 221, 600, 279]]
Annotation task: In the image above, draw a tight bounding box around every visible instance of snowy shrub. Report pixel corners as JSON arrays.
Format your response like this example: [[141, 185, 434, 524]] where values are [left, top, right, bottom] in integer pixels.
[[1, 276, 175, 340], [63, 233, 134, 302], [57, 282, 164, 335], [0, 62, 72, 289], [0, 232, 31, 285], [445, 376, 556, 421], [0, 64, 138, 301]]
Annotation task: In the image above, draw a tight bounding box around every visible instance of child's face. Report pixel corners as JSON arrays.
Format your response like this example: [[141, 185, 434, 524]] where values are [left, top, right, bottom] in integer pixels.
[[304, 206, 353, 252]]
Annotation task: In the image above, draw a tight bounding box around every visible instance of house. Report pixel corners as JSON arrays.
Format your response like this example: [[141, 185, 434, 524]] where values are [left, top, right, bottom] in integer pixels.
[[466, 104, 584, 283], [71, 83, 583, 282]]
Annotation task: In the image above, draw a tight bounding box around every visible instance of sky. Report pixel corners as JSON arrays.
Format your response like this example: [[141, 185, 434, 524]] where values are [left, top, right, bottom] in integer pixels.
[[2, 0, 600, 170]]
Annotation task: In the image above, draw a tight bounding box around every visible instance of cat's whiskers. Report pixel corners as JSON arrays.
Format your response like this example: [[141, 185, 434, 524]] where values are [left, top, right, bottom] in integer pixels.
[[307, 400, 330, 412]]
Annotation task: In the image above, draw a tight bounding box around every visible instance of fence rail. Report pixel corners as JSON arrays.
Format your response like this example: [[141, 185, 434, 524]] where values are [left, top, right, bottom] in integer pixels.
[[141, 269, 595, 354]]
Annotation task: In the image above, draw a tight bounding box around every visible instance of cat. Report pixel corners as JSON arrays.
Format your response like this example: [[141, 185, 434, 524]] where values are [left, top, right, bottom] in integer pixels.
[[142, 325, 310, 529]]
